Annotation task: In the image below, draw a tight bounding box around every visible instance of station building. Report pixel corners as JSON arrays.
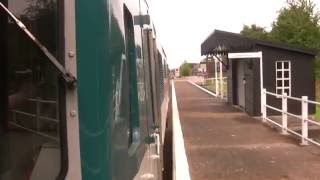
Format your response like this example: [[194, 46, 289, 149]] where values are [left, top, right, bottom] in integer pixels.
[[201, 30, 317, 116]]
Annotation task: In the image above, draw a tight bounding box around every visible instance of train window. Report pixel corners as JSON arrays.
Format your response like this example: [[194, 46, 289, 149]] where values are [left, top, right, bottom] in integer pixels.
[[158, 52, 164, 102], [123, 6, 140, 148], [0, 0, 66, 179]]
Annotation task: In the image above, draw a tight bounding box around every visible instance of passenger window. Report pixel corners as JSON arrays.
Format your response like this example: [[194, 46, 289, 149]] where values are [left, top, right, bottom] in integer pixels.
[[0, 1, 65, 179], [158, 52, 164, 102], [123, 6, 140, 147]]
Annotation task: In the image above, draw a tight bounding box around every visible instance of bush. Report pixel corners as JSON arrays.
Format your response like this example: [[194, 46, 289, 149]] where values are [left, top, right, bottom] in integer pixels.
[[180, 65, 191, 76]]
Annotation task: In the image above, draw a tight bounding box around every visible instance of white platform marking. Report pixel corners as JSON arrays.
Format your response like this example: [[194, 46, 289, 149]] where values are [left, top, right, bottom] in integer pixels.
[[187, 80, 218, 97], [172, 81, 191, 180]]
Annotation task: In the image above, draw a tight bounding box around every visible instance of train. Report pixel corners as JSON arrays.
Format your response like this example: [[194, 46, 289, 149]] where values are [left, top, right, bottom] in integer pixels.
[[0, 0, 170, 179]]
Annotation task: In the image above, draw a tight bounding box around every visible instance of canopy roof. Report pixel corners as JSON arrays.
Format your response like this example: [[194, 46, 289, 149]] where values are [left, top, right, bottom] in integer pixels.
[[201, 30, 317, 56]]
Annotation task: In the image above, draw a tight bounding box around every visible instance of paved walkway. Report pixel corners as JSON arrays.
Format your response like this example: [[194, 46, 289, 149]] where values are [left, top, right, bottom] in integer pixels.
[[174, 81, 320, 180]]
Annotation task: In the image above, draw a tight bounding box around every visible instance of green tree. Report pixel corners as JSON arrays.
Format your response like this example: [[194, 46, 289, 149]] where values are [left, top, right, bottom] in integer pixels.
[[271, 0, 320, 77], [271, 0, 320, 49], [180, 62, 192, 77], [241, 0, 320, 77], [240, 24, 270, 40]]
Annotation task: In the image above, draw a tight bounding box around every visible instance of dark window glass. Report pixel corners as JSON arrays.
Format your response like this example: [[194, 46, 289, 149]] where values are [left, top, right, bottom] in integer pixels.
[[284, 80, 289, 87], [284, 89, 290, 95], [277, 80, 282, 87], [276, 62, 282, 69], [284, 61, 289, 69], [158, 53, 164, 102], [123, 6, 139, 147], [277, 89, 282, 95], [277, 71, 282, 78], [284, 71, 289, 78], [0, 1, 64, 179]]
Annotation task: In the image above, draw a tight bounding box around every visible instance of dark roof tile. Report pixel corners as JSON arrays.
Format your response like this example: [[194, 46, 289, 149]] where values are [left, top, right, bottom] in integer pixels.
[[201, 30, 318, 56]]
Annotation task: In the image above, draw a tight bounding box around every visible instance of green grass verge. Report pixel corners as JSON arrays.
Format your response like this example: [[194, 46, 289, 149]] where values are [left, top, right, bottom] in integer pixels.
[[316, 80, 320, 120], [203, 79, 320, 119], [203, 79, 227, 96], [316, 106, 320, 120]]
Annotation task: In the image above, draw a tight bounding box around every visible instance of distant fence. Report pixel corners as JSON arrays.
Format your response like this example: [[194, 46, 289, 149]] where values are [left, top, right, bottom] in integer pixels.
[[200, 77, 228, 99], [262, 88, 320, 146], [10, 97, 59, 141]]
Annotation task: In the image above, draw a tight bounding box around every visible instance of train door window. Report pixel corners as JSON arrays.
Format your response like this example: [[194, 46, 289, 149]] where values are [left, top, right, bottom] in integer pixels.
[[157, 52, 164, 102], [0, 1, 66, 179], [123, 6, 140, 148]]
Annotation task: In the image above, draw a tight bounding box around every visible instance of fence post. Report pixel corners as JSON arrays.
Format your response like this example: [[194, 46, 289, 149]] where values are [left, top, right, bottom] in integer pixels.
[[12, 111, 17, 123], [301, 96, 309, 146], [215, 59, 219, 95], [282, 93, 289, 135], [36, 97, 41, 131], [56, 100, 60, 138], [219, 61, 223, 98], [262, 88, 267, 122], [202, 76, 205, 86], [211, 78, 214, 90]]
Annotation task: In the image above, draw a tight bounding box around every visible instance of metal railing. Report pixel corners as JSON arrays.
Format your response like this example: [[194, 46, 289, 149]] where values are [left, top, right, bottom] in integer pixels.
[[201, 77, 228, 99], [10, 97, 60, 142], [261, 88, 320, 146]]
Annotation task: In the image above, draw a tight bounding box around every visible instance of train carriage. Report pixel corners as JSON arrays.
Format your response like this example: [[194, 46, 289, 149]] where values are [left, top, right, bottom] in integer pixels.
[[0, 0, 169, 179]]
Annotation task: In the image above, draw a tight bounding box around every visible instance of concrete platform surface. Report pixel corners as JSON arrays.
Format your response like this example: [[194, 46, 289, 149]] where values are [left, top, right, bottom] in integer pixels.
[[174, 81, 320, 180]]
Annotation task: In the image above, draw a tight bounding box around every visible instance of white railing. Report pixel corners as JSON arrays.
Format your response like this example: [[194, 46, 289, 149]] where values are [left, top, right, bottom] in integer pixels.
[[261, 88, 320, 146], [10, 97, 59, 141], [202, 76, 228, 99]]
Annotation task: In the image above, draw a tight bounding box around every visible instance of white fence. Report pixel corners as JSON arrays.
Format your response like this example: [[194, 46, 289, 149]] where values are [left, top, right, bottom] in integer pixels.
[[201, 77, 228, 99], [261, 88, 320, 146], [10, 98, 60, 141]]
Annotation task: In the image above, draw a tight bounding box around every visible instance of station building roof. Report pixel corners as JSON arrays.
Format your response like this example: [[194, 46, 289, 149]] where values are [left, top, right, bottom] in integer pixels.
[[201, 30, 318, 56]]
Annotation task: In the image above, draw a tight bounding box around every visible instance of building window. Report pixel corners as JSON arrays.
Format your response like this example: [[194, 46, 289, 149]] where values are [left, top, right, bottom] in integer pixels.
[[276, 61, 291, 96]]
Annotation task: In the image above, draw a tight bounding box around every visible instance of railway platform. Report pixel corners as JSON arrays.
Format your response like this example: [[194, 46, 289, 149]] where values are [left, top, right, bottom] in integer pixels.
[[173, 80, 320, 180]]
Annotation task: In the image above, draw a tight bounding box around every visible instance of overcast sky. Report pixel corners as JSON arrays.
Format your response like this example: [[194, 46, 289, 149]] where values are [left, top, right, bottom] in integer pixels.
[[149, 0, 320, 69]]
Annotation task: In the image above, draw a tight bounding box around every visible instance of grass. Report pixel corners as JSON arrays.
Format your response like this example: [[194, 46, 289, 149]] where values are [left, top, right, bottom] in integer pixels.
[[202, 79, 320, 119], [203, 79, 228, 97], [316, 80, 320, 120]]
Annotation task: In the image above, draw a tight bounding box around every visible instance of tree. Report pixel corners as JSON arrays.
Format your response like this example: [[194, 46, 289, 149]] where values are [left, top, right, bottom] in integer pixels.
[[271, 0, 320, 78], [241, 0, 320, 49], [180, 62, 192, 77], [271, 0, 320, 49], [240, 24, 270, 40], [241, 0, 320, 77]]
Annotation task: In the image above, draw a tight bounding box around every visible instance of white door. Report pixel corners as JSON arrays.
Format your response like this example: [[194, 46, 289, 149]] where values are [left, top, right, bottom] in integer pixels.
[[237, 61, 245, 108]]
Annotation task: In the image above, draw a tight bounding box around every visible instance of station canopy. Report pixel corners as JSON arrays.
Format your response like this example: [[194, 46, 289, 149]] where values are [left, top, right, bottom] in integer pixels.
[[201, 30, 317, 56]]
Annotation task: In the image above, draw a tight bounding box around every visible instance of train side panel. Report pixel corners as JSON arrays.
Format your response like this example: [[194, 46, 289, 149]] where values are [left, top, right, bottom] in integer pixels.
[[76, 0, 168, 179]]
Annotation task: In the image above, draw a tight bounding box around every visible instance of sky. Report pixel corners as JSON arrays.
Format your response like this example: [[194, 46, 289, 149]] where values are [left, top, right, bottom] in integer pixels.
[[149, 0, 320, 69]]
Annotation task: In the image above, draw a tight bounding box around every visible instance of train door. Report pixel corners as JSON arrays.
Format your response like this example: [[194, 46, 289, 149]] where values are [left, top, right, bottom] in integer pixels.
[[0, 1, 68, 179], [124, 6, 140, 148], [135, 28, 162, 179], [146, 31, 160, 127], [109, 5, 145, 180], [142, 29, 155, 130]]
